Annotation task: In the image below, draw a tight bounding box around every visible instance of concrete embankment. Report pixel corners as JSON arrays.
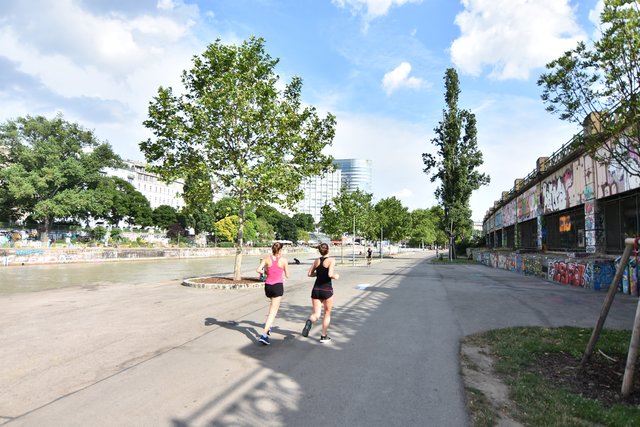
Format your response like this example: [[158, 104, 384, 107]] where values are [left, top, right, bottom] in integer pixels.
[[0, 246, 306, 267]]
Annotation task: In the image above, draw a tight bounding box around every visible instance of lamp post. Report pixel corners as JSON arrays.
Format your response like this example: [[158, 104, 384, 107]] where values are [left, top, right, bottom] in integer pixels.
[[352, 215, 356, 266]]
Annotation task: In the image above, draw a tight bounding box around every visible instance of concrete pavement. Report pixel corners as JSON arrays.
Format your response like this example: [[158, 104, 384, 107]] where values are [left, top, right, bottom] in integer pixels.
[[1, 251, 637, 426]]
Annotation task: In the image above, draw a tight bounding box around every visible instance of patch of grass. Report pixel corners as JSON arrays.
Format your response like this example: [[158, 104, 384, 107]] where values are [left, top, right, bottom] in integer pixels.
[[466, 327, 640, 427], [466, 387, 496, 427]]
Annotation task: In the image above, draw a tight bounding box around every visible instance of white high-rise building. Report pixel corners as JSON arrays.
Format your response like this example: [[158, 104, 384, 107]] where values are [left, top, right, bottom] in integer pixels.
[[296, 168, 342, 223], [102, 160, 185, 210]]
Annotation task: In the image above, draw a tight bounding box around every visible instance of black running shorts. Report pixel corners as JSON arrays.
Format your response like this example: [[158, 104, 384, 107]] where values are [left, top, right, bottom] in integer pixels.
[[311, 287, 333, 301], [264, 282, 284, 298]]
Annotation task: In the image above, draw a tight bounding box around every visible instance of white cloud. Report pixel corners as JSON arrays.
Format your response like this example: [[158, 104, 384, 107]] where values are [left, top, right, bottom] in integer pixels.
[[157, 0, 176, 11], [450, 0, 586, 80], [330, 111, 437, 210], [382, 62, 425, 95], [332, 0, 422, 26], [393, 188, 414, 198], [0, 0, 204, 160], [588, 0, 605, 39]]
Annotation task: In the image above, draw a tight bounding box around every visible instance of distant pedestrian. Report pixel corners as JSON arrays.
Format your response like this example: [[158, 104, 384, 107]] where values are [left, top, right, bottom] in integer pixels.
[[302, 243, 339, 343], [366, 247, 372, 266], [256, 242, 289, 345]]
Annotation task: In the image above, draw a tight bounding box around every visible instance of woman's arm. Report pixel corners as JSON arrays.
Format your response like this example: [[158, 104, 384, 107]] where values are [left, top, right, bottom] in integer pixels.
[[281, 258, 290, 278], [307, 259, 319, 277], [327, 258, 339, 280], [256, 257, 267, 274]]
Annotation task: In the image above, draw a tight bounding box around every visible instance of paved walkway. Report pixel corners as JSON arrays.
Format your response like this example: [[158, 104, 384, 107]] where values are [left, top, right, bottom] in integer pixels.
[[1, 252, 637, 426]]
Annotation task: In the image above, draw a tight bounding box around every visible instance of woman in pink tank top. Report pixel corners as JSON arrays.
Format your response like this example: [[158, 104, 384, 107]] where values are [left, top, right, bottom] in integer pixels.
[[255, 242, 289, 345]]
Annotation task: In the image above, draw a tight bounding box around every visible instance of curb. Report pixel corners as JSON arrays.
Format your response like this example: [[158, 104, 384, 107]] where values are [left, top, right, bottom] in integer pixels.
[[181, 278, 264, 290]]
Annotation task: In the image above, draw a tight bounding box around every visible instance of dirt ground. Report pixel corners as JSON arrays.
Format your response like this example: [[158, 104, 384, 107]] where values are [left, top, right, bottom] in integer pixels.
[[460, 343, 640, 426]]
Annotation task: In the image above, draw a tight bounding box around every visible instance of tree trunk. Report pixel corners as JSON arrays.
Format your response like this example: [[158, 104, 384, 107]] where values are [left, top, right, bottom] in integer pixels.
[[233, 204, 245, 281], [40, 217, 51, 244]]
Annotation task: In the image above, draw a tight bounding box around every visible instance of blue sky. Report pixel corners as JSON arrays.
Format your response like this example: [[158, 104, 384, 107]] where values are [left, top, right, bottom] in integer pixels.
[[0, 0, 605, 220]]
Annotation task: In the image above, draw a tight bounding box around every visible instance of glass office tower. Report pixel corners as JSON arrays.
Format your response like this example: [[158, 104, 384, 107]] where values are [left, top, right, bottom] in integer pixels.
[[333, 159, 373, 193]]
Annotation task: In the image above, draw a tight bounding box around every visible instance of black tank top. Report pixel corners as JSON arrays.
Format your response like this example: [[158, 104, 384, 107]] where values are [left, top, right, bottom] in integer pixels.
[[314, 257, 332, 288]]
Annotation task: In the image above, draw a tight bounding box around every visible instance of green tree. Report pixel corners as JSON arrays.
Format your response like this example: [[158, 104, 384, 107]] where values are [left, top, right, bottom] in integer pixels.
[[0, 115, 121, 241], [152, 205, 178, 229], [408, 208, 435, 247], [141, 37, 336, 279], [423, 69, 490, 259], [214, 216, 239, 242], [374, 196, 410, 243], [292, 212, 316, 232], [319, 188, 376, 241], [255, 217, 276, 245], [256, 205, 285, 227], [96, 177, 152, 227], [212, 197, 240, 221], [180, 169, 216, 235], [276, 216, 298, 242], [538, 0, 640, 176]]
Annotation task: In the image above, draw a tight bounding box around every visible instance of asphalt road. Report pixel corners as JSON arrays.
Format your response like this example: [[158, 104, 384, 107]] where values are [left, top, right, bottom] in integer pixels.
[[1, 251, 637, 426]]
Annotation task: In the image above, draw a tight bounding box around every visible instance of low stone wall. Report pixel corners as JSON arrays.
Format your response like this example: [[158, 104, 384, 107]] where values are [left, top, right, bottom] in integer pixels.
[[0, 247, 298, 267], [471, 248, 639, 296]]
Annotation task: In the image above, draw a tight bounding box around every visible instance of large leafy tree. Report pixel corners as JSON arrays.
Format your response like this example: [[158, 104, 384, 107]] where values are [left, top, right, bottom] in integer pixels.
[[152, 204, 178, 229], [538, 0, 640, 176], [423, 69, 490, 259], [141, 37, 336, 279], [96, 177, 153, 227], [0, 115, 121, 241], [374, 196, 410, 243], [292, 212, 315, 232], [408, 208, 436, 247], [319, 188, 376, 240]]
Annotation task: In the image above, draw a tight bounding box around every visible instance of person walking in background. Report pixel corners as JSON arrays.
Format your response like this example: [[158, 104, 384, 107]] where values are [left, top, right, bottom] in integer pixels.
[[302, 243, 339, 343], [366, 247, 372, 266], [256, 242, 289, 345]]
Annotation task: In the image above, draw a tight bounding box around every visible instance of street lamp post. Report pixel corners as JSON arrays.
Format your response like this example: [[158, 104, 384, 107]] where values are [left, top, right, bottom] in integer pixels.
[[352, 215, 355, 266]]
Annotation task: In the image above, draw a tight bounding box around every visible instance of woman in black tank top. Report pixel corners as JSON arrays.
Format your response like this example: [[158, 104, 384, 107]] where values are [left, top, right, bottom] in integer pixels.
[[302, 243, 339, 343]]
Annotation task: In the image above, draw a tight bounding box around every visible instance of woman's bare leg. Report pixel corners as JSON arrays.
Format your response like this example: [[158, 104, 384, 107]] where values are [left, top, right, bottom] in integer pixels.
[[321, 297, 333, 336], [309, 298, 322, 322], [263, 296, 281, 335]]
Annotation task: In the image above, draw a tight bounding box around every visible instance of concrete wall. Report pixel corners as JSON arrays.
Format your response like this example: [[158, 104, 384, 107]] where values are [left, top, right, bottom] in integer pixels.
[[472, 248, 638, 295], [1, 247, 275, 267]]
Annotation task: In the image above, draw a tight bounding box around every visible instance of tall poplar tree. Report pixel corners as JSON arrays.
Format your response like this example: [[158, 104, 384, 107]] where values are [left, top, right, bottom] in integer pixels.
[[141, 37, 336, 279], [422, 68, 489, 259]]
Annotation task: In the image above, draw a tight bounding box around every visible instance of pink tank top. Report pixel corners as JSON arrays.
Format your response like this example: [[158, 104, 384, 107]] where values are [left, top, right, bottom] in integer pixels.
[[265, 255, 284, 285]]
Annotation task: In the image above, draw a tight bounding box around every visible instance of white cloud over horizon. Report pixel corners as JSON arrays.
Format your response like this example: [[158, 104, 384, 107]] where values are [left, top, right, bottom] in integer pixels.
[[450, 0, 587, 80], [0, 0, 603, 222]]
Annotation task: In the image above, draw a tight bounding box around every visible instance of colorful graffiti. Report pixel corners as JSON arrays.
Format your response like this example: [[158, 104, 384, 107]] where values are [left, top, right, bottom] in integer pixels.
[[502, 200, 516, 227], [595, 139, 640, 199], [472, 249, 625, 294], [517, 185, 539, 222], [548, 260, 586, 287]]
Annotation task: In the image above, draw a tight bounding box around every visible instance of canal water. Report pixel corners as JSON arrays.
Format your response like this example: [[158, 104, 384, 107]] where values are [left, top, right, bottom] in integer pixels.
[[0, 255, 269, 295]]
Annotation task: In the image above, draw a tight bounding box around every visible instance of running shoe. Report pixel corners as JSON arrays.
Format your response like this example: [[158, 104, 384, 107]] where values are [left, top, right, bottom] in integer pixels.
[[259, 334, 270, 345], [319, 335, 332, 343], [267, 327, 272, 336], [302, 319, 313, 337]]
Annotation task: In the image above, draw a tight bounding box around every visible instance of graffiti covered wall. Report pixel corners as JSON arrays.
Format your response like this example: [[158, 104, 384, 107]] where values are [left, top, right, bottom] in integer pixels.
[[542, 157, 587, 214], [471, 248, 630, 293], [595, 139, 640, 199], [517, 185, 539, 222], [502, 200, 516, 227]]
